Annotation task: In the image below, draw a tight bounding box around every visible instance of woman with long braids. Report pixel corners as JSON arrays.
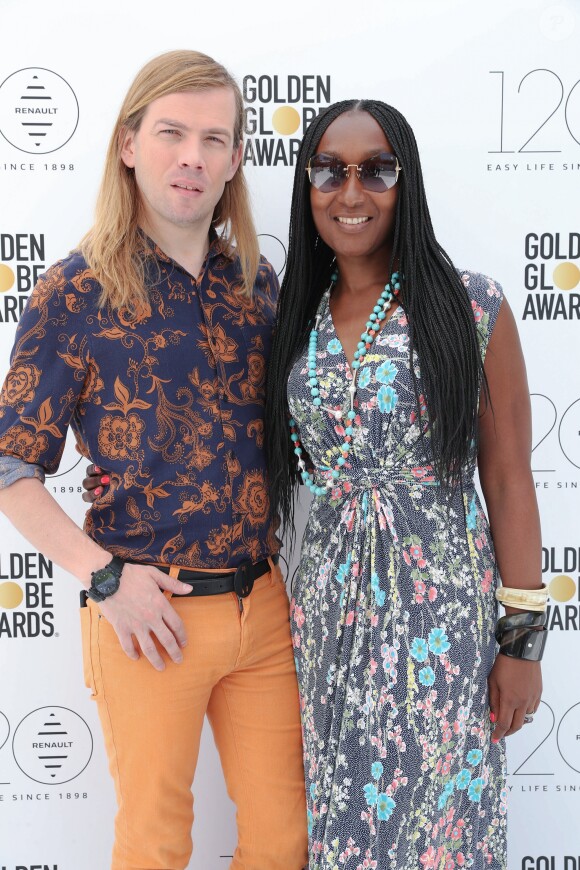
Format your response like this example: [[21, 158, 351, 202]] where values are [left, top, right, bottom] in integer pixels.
[[267, 101, 545, 869]]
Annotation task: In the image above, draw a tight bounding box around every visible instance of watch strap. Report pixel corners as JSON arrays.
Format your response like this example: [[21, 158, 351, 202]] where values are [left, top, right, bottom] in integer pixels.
[[106, 556, 125, 578]]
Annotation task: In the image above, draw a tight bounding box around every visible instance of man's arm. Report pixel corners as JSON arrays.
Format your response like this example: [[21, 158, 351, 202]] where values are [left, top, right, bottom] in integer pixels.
[[0, 477, 191, 670], [0, 264, 191, 671]]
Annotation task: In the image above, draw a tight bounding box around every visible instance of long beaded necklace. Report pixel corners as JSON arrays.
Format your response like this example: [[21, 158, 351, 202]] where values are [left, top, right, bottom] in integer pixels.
[[289, 270, 400, 498]]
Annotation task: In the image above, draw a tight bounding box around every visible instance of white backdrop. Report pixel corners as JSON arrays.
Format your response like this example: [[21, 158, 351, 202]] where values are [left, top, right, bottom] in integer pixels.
[[0, 1, 579, 868]]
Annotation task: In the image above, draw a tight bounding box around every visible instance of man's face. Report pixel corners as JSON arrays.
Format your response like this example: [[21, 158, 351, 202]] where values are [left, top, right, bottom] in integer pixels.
[[121, 88, 242, 237]]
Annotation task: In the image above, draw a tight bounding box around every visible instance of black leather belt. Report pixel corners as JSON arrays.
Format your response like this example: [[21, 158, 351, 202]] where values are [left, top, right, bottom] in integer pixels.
[[80, 555, 279, 607], [155, 555, 279, 599]]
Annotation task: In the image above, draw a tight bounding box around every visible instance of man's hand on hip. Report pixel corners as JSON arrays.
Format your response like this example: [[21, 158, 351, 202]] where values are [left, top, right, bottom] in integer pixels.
[[99, 563, 191, 671]]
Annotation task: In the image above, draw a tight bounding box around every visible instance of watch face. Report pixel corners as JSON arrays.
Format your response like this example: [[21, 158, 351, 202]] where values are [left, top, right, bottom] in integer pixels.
[[96, 570, 120, 596], [92, 566, 121, 598]]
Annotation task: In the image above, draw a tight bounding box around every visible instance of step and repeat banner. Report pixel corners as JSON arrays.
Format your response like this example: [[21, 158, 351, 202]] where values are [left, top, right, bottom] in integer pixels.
[[0, 0, 579, 868]]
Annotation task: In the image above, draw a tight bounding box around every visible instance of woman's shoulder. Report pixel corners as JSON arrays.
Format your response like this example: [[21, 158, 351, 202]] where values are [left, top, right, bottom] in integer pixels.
[[456, 269, 503, 307], [456, 269, 504, 350]]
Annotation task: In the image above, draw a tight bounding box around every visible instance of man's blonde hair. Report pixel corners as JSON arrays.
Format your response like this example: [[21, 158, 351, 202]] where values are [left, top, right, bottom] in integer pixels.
[[79, 50, 258, 307]]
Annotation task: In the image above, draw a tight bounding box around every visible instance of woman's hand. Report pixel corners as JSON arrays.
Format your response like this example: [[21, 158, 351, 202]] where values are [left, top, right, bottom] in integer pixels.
[[82, 464, 110, 503], [488, 654, 542, 741]]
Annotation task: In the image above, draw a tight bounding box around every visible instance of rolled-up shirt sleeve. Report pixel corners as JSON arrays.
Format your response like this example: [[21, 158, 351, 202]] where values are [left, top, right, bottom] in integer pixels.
[[0, 453, 45, 489], [0, 261, 89, 477]]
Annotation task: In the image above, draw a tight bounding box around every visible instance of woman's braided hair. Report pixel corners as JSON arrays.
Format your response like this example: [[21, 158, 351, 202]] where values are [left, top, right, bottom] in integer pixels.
[[266, 99, 487, 535]]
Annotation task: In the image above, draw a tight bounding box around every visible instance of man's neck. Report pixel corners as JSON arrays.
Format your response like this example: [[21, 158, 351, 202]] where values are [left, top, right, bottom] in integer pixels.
[[140, 218, 211, 281]]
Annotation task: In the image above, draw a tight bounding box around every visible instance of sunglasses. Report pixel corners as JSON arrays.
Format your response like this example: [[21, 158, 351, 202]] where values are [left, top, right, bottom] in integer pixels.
[[307, 151, 402, 193]]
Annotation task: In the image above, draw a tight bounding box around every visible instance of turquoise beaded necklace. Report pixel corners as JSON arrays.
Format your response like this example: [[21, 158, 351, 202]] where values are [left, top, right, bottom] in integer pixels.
[[290, 271, 400, 499]]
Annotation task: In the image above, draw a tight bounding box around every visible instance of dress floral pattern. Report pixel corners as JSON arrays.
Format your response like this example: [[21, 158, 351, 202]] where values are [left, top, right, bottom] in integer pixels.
[[287, 272, 507, 870]]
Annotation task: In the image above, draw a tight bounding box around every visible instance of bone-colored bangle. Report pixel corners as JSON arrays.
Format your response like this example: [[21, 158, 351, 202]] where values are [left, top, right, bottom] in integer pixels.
[[495, 584, 548, 612]]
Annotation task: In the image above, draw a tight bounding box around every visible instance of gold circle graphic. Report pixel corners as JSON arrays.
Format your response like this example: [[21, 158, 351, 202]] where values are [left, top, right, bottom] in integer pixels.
[[0, 263, 15, 293], [549, 574, 576, 603], [0, 581, 24, 609], [272, 106, 301, 136], [553, 262, 580, 291]]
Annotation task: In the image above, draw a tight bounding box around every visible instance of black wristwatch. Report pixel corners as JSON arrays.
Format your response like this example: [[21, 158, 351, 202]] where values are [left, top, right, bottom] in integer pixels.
[[87, 556, 125, 602]]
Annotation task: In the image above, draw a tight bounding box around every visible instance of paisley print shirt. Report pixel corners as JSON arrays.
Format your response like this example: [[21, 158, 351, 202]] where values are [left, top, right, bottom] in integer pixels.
[[0, 237, 280, 568]]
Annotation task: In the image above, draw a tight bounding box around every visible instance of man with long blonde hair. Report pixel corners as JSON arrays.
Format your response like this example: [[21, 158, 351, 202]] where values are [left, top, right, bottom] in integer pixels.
[[0, 50, 307, 870]]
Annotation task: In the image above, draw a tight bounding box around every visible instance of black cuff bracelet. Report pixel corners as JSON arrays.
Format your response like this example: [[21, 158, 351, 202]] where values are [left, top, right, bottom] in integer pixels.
[[495, 611, 546, 643], [497, 626, 548, 661]]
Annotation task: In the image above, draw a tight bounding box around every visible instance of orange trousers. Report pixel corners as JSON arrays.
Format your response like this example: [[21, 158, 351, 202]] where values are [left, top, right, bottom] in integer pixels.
[[80, 563, 308, 870]]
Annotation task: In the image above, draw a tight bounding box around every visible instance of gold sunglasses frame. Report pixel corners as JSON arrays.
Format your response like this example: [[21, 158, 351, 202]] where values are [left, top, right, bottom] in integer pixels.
[[306, 153, 403, 190]]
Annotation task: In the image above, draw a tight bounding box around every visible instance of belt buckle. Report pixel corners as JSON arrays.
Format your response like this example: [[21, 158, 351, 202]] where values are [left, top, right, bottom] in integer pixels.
[[234, 561, 254, 598]]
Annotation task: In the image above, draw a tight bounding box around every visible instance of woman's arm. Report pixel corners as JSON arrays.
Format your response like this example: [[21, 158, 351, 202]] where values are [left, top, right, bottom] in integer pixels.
[[477, 295, 543, 741]]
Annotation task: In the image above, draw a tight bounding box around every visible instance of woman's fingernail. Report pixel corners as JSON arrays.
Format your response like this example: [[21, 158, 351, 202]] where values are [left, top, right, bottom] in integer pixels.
[[95, 487, 103, 496], [101, 475, 110, 484], [490, 712, 496, 723], [492, 737, 499, 744], [94, 466, 101, 473]]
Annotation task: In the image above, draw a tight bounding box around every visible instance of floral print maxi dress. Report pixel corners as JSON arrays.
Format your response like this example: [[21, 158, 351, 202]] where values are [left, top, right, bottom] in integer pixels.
[[287, 272, 507, 870]]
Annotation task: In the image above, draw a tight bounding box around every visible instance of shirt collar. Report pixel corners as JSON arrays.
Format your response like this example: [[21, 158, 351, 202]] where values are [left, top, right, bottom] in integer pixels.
[[137, 227, 233, 275]]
